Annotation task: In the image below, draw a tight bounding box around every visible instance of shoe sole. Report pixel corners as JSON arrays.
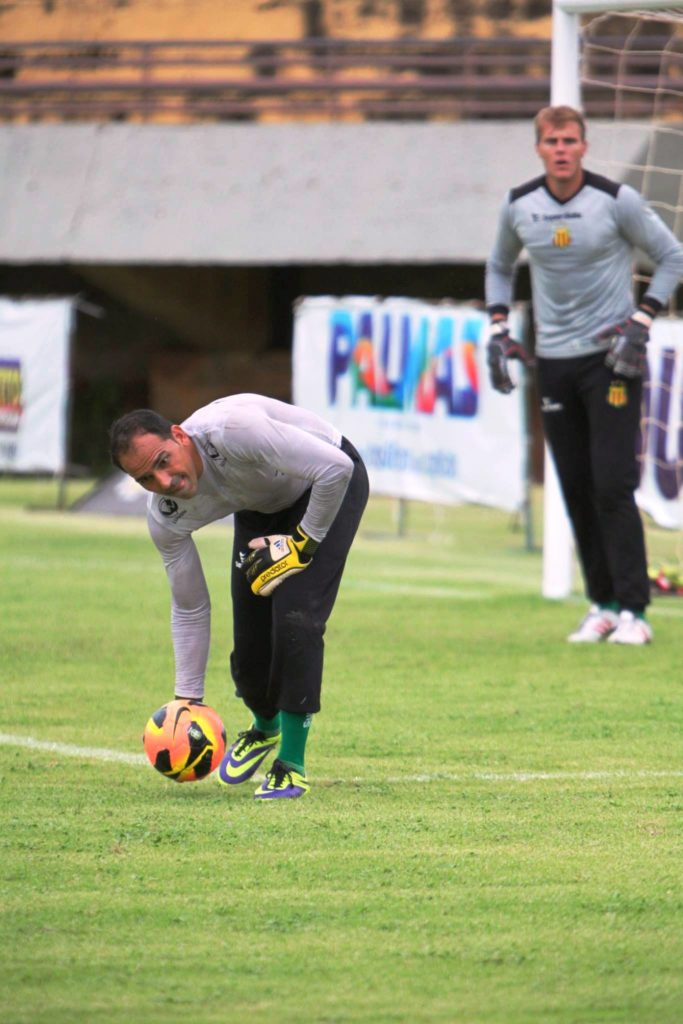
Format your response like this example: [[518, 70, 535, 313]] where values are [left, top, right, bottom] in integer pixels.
[[254, 786, 309, 800], [567, 632, 615, 643]]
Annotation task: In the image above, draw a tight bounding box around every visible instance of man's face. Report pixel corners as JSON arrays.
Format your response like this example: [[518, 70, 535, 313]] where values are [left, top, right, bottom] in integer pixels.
[[119, 426, 201, 498], [536, 120, 587, 188]]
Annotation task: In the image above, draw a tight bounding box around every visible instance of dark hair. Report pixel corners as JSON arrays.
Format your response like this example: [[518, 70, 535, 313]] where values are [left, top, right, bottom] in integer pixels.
[[109, 409, 173, 469], [534, 104, 586, 143]]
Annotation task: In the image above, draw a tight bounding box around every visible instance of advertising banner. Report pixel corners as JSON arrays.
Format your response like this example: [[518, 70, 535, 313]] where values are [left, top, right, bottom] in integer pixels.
[[293, 296, 527, 512], [0, 298, 73, 473], [638, 318, 683, 529]]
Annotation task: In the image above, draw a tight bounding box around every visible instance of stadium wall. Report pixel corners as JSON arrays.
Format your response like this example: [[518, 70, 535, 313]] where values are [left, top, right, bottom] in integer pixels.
[[0, 119, 652, 473], [0, 121, 543, 264], [0, 119, 653, 265]]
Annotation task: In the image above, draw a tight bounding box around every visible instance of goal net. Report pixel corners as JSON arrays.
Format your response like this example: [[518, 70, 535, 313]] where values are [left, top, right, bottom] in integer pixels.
[[579, 8, 683, 261], [546, 2, 683, 596]]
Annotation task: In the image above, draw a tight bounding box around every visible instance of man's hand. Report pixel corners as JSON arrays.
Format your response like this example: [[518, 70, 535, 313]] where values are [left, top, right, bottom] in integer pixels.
[[486, 321, 534, 394], [602, 309, 652, 378], [237, 525, 319, 597]]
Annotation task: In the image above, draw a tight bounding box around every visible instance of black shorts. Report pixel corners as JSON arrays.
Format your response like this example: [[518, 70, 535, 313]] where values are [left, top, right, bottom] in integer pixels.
[[229, 438, 369, 716]]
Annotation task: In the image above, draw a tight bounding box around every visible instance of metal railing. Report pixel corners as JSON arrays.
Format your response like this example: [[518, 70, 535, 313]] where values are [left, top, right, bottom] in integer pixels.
[[0, 37, 677, 123]]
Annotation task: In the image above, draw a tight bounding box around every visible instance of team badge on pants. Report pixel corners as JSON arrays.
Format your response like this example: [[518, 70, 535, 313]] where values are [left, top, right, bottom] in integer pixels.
[[607, 380, 628, 407]]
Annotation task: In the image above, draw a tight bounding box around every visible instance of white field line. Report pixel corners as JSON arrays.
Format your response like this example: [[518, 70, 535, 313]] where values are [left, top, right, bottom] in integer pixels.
[[2, 732, 682, 784], [0, 732, 147, 766], [385, 769, 683, 783]]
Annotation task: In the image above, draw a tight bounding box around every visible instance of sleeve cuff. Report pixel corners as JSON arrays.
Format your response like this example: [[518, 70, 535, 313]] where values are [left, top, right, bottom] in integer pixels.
[[640, 295, 663, 316], [487, 304, 510, 320]]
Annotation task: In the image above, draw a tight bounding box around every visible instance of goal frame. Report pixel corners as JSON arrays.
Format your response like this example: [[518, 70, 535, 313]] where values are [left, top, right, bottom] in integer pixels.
[[543, 0, 682, 598]]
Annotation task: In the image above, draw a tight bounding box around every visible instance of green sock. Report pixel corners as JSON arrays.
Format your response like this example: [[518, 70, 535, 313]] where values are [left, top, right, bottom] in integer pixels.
[[278, 711, 313, 775], [252, 712, 281, 737], [600, 601, 619, 612]]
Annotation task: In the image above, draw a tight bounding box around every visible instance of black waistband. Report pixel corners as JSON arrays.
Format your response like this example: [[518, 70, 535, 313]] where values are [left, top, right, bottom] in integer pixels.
[[341, 436, 361, 463]]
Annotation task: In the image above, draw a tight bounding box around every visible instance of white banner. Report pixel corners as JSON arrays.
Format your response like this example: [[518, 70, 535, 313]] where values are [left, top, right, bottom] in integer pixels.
[[293, 296, 527, 511], [0, 298, 73, 473], [638, 319, 683, 529]]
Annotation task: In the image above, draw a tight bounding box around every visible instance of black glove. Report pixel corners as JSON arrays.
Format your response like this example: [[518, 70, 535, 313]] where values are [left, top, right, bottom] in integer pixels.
[[486, 321, 534, 394], [237, 525, 319, 597], [602, 309, 652, 378]]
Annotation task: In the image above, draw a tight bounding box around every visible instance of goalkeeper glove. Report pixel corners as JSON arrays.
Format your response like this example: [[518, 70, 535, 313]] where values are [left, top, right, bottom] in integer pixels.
[[486, 320, 534, 394], [602, 307, 652, 378], [237, 525, 319, 597]]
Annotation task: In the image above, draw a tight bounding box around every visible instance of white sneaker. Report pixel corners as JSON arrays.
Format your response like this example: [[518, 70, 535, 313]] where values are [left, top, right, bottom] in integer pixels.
[[567, 604, 619, 643], [607, 611, 653, 646]]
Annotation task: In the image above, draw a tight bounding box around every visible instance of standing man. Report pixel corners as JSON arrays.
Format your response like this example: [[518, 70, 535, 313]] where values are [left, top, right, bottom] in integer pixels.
[[485, 105, 683, 645], [109, 393, 369, 798]]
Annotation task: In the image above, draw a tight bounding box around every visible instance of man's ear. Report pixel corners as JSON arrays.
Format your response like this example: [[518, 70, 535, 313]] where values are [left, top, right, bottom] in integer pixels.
[[170, 424, 187, 444]]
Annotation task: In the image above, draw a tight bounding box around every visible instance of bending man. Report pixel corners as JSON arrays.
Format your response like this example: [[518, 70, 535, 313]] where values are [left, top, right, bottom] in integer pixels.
[[110, 393, 369, 798]]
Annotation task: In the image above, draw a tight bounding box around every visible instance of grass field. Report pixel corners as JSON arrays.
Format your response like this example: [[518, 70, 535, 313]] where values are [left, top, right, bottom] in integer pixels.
[[3, 478, 683, 1024]]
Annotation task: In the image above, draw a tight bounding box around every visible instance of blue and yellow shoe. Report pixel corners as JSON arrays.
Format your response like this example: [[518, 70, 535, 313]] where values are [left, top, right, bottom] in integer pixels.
[[218, 728, 280, 785], [254, 759, 310, 800]]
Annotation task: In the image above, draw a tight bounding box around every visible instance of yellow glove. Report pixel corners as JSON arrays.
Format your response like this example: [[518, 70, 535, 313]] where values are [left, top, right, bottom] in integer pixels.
[[238, 525, 319, 597]]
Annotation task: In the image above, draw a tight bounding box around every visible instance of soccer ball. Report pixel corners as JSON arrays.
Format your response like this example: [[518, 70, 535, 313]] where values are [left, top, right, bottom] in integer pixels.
[[142, 700, 227, 783]]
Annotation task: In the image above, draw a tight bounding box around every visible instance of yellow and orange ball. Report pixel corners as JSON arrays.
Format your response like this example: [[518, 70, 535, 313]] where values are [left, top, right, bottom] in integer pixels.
[[143, 700, 226, 783]]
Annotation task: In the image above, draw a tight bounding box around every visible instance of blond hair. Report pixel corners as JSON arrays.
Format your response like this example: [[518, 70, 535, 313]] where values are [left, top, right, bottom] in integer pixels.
[[534, 105, 586, 143]]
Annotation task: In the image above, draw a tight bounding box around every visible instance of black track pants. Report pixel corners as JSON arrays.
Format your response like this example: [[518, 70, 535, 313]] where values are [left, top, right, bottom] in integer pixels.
[[229, 438, 369, 718], [537, 352, 649, 611]]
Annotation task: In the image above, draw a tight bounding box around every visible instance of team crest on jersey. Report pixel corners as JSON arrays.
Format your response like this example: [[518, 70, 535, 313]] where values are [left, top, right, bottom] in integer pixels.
[[552, 225, 572, 248], [199, 439, 226, 465], [158, 496, 187, 523], [607, 380, 628, 407]]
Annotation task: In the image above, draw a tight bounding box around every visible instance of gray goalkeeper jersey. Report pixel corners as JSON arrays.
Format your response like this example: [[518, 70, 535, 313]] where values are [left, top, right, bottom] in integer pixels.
[[485, 170, 683, 358], [146, 394, 354, 697]]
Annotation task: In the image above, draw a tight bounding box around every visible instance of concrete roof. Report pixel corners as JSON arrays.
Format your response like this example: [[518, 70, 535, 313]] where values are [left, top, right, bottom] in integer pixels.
[[0, 120, 658, 265]]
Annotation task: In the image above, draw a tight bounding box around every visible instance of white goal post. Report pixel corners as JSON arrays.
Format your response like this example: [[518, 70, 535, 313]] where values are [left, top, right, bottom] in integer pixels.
[[544, 0, 683, 597]]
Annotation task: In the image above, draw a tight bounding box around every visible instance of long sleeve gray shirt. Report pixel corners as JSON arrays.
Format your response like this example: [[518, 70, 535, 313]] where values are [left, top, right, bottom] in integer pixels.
[[146, 394, 354, 697], [485, 170, 683, 358]]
